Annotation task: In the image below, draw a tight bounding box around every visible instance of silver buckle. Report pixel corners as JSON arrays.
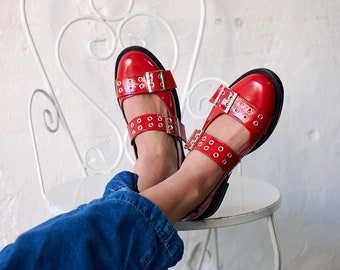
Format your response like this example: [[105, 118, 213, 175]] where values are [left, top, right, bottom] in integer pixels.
[[159, 70, 166, 90], [223, 92, 238, 113], [185, 129, 204, 151], [165, 112, 172, 134], [146, 71, 166, 93], [212, 85, 226, 106], [146, 71, 154, 93], [164, 113, 185, 140], [212, 86, 238, 113]]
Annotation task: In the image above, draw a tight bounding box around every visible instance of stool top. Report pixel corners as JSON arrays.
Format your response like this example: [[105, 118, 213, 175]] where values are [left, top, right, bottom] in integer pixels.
[[175, 175, 280, 231], [45, 174, 280, 231]]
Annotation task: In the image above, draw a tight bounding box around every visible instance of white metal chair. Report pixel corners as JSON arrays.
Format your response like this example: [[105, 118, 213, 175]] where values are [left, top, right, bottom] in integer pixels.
[[21, 1, 281, 269]]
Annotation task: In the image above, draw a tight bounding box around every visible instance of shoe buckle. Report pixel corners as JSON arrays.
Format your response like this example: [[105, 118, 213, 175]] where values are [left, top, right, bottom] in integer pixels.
[[165, 112, 172, 133], [146, 71, 166, 93], [165, 112, 178, 134], [164, 113, 187, 142], [223, 92, 238, 113], [185, 129, 204, 151], [158, 70, 167, 90], [146, 71, 154, 93], [212, 86, 238, 114], [212, 85, 226, 106]]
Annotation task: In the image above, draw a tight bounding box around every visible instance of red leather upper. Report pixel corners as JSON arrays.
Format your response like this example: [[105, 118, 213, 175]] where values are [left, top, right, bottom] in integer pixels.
[[115, 51, 177, 123], [202, 74, 276, 158], [115, 49, 186, 164]]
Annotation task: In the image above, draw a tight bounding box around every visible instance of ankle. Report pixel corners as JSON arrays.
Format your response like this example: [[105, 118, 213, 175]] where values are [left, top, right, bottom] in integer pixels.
[[134, 132, 178, 191], [179, 151, 224, 198], [135, 132, 177, 160]]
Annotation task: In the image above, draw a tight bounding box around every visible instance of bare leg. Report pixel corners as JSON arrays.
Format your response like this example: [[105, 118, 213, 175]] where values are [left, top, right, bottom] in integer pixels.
[[123, 94, 178, 192], [141, 114, 250, 224]]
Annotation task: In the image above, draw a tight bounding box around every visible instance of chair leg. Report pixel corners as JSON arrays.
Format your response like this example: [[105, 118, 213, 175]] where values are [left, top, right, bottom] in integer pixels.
[[267, 214, 281, 270], [196, 215, 280, 270], [213, 228, 220, 270], [196, 228, 220, 270], [197, 229, 212, 270]]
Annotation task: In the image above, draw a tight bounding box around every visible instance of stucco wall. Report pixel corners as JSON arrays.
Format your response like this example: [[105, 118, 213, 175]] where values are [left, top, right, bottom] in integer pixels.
[[1, 0, 339, 269]]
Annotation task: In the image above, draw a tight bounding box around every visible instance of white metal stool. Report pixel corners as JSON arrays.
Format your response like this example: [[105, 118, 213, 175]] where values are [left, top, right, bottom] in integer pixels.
[[39, 173, 281, 270], [40, 172, 281, 270], [175, 174, 281, 270]]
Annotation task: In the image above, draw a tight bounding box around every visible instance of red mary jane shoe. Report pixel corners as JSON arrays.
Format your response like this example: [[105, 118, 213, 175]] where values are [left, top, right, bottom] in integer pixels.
[[183, 68, 284, 220], [114, 46, 186, 168]]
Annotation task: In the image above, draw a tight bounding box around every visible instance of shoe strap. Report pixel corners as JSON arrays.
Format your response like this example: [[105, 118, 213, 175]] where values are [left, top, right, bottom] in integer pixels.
[[128, 113, 186, 143], [185, 130, 240, 174], [115, 70, 177, 100], [209, 84, 273, 135]]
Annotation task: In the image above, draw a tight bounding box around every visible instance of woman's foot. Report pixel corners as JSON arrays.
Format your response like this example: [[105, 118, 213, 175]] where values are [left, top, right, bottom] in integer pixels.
[[141, 69, 284, 222], [114, 46, 186, 191], [140, 113, 249, 224], [123, 93, 179, 191]]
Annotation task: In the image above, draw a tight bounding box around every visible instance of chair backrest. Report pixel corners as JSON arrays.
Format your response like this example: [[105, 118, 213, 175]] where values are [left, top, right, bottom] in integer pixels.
[[22, 0, 232, 213]]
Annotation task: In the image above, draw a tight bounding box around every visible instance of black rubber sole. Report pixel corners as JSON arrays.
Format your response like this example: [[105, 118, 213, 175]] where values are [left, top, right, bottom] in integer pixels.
[[195, 68, 284, 220], [114, 46, 185, 160]]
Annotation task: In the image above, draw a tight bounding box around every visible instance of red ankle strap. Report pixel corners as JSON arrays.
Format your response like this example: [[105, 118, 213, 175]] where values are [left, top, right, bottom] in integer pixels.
[[116, 70, 177, 100], [185, 129, 240, 173], [128, 113, 186, 143]]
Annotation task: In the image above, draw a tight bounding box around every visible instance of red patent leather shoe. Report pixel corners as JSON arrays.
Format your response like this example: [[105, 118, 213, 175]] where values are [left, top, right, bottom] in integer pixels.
[[183, 68, 284, 220], [115, 46, 186, 168]]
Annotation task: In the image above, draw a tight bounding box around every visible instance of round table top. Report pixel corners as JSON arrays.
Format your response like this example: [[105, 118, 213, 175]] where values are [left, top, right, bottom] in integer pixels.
[[45, 173, 280, 231], [175, 175, 280, 231]]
